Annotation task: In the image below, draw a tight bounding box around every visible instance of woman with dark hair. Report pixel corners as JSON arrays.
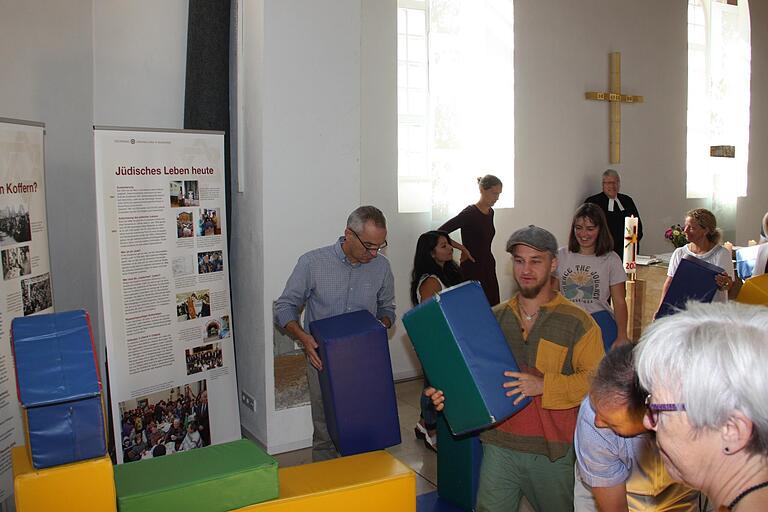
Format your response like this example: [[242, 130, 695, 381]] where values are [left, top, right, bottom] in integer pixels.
[[438, 174, 502, 305], [556, 203, 629, 350], [410, 230, 464, 450]]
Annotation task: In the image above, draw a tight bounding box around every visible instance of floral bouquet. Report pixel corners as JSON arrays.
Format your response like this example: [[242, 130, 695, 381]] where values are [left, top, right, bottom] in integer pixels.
[[664, 224, 687, 248]]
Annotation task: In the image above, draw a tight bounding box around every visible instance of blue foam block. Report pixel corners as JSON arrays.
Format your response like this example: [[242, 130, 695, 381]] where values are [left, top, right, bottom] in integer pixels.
[[11, 310, 106, 468], [656, 257, 722, 319], [309, 310, 401, 456], [591, 311, 617, 352], [417, 491, 468, 512], [403, 281, 530, 435], [25, 396, 106, 468]]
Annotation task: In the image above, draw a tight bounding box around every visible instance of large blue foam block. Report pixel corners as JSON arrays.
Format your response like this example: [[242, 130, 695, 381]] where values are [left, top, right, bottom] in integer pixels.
[[591, 311, 617, 352], [403, 281, 529, 436], [309, 310, 401, 456], [656, 257, 722, 319], [11, 310, 106, 468]]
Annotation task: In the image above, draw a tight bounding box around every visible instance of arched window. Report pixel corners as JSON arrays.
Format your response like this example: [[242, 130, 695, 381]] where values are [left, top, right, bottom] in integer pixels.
[[397, 0, 514, 216], [687, 0, 751, 200]]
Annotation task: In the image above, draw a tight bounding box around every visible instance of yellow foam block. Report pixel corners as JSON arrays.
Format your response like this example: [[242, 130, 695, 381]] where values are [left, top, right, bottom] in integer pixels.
[[13, 445, 116, 512], [736, 274, 768, 306], [238, 451, 415, 512]]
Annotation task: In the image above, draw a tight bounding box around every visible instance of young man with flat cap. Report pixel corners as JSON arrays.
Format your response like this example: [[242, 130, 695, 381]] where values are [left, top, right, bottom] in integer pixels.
[[429, 225, 605, 511]]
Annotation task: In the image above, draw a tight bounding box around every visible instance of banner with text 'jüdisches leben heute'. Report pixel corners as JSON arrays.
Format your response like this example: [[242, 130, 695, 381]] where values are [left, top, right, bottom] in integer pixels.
[[94, 127, 240, 464]]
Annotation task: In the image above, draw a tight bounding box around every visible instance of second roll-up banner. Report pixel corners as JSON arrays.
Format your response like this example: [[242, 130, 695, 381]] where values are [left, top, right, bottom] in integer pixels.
[[94, 127, 240, 464]]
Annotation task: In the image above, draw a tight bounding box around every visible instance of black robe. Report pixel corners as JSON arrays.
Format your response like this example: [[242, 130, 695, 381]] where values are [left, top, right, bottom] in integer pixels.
[[584, 192, 643, 258]]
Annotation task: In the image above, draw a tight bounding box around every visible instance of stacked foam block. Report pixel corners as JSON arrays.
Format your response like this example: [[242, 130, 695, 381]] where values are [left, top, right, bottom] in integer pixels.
[[10, 310, 115, 511], [12, 308, 416, 511]]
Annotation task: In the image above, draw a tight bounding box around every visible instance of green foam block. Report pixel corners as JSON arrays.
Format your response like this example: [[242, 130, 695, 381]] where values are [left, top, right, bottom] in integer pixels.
[[114, 439, 278, 512]]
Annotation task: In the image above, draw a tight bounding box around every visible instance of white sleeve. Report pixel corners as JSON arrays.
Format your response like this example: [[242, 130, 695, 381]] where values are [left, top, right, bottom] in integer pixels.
[[667, 247, 684, 277], [717, 247, 735, 279], [608, 253, 627, 286]]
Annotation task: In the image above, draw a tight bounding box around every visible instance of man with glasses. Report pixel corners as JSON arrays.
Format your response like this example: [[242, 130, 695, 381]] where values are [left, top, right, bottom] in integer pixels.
[[574, 343, 700, 511], [585, 169, 643, 258], [274, 205, 395, 461]]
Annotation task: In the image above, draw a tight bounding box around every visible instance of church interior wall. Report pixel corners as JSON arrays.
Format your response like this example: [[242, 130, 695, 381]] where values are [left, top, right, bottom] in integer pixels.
[[0, 0, 765, 453]]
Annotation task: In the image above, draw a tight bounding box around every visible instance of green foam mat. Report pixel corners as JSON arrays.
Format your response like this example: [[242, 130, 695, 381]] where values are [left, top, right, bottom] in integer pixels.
[[114, 439, 278, 512]]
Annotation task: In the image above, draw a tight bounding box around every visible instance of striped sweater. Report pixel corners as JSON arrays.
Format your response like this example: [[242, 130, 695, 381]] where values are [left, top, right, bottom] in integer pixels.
[[480, 292, 604, 461]]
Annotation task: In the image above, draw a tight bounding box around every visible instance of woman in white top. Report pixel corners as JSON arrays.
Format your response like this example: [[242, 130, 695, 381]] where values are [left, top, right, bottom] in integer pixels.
[[658, 208, 734, 311], [556, 203, 629, 350], [409, 230, 464, 451]]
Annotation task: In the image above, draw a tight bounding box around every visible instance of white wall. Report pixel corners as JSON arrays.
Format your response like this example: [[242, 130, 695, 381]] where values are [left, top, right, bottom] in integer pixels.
[[0, 0, 100, 363], [93, 0, 188, 129], [737, 0, 768, 243], [232, 0, 364, 452]]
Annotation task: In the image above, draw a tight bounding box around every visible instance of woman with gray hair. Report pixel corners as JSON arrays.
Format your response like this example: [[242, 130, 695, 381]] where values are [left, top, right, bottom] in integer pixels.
[[635, 302, 768, 511]]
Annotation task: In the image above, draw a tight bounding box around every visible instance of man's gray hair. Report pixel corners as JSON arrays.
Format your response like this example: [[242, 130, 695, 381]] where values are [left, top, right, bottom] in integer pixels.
[[347, 206, 387, 232], [635, 302, 768, 455], [602, 169, 620, 181]]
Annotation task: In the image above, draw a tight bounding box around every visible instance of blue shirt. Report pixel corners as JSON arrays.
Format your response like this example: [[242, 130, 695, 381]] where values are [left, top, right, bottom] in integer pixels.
[[574, 397, 695, 503], [274, 237, 396, 330]]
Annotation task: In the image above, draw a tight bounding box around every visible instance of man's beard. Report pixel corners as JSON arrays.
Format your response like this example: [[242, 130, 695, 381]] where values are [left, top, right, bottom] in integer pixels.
[[517, 275, 549, 299]]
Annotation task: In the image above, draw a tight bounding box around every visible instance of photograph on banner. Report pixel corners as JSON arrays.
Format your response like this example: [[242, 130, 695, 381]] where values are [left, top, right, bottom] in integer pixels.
[[185, 343, 223, 375], [197, 250, 223, 274], [94, 128, 240, 464], [2, 245, 31, 280], [176, 211, 194, 238], [204, 315, 230, 342], [21, 272, 52, 315], [0, 118, 52, 500], [169, 180, 199, 208], [0, 201, 31, 246], [118, 379, 210, 463], [197, 208, 221, 236], [172, 254, 195, 277], [175, 290, 210, 322]]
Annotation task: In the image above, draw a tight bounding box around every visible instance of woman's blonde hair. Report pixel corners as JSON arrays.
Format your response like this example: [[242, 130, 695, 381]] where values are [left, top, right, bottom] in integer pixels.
[[686, 208, 721, 244]]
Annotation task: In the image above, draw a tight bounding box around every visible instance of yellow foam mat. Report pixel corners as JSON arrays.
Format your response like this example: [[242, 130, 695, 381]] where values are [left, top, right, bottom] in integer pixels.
[[238, 451, 415, 511], [13, 445, 116, 512], [736, 274, 768, 306]]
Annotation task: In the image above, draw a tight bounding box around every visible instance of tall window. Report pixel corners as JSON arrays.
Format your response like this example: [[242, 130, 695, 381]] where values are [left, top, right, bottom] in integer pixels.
[[687, 0, 751, 200], [397, 0, 514, 217]]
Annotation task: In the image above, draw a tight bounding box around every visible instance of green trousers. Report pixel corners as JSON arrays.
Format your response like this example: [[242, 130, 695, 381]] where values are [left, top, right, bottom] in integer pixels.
[[477, 443, 576, 512]]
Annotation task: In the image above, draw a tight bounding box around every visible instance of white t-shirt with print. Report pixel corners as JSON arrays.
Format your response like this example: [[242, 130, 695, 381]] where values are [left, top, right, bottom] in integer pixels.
[[556, 248, 626, 315]]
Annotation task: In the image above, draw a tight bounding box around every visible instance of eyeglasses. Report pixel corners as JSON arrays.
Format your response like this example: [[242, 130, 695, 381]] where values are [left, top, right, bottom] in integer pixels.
[[645, 394, 686, 428], [349, 229, 388, 253]]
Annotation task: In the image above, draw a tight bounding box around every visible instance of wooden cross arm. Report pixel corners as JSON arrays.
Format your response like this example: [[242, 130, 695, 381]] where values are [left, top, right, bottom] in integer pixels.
[[585, 91, 644, 103]]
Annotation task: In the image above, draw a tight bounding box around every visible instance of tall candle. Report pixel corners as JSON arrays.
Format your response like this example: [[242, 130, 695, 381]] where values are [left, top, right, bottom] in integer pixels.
[[623, 215, 639, 277]]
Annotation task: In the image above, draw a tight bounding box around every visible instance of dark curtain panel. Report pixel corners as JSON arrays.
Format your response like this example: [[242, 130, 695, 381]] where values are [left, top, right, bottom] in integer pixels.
[[184, 0, 231, 242]]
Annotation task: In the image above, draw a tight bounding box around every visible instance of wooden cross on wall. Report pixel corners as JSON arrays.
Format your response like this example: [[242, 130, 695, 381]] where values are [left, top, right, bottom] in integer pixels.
[[586, 52, 644, 164]]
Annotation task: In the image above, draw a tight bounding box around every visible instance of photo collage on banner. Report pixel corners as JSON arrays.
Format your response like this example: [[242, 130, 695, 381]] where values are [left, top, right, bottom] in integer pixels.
[[0, 118, 53, 500], [94, 128, 240, 464]]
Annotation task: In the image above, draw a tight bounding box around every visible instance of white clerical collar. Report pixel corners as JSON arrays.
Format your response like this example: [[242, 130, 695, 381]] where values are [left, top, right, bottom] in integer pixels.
[[607, 196, 624, 212]]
